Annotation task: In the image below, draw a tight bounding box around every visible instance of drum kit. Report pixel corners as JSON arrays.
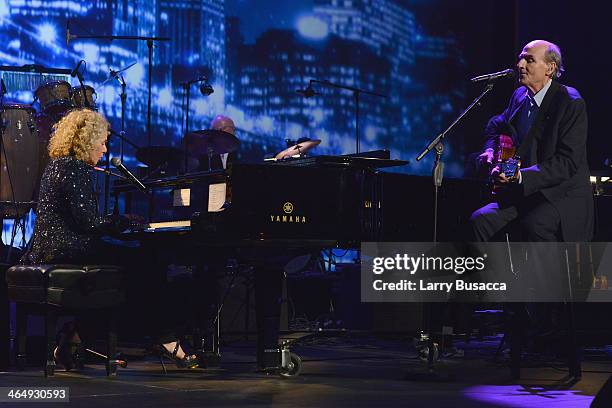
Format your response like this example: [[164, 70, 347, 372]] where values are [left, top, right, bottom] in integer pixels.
[[1, 63, 323, 218], [0, 71, 98, 218], [134, 131, 321, 173], [34, 80, 97, 115], [136, 130, 242, 174]]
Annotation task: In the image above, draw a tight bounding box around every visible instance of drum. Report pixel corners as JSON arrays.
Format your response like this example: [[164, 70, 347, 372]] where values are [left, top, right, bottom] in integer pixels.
[[34, 81, 72, 115], [0, 104, 40, 218], [70, 85, 97, 110]]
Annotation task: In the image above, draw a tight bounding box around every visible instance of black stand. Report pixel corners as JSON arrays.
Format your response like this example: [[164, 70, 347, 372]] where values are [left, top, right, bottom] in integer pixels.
[[103, 129, 140, 214], [180, 76, 212, 173], [67, 29, 170, 146], [416, 82, 495, 239], [305, 79, 387, 154], [118, 75, 127, 161], [73, 66, 115, 214], [101, 63, 133, 214], [406, 82, 497, 382], [72, 63, 91, 111]]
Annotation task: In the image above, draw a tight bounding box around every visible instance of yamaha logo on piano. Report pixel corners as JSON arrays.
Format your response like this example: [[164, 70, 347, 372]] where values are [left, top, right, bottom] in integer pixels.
[[270, 202, 307, 223]]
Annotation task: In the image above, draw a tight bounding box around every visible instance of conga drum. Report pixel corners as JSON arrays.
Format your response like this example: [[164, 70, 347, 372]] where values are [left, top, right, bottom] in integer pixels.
[[0, 104, 40, 218]]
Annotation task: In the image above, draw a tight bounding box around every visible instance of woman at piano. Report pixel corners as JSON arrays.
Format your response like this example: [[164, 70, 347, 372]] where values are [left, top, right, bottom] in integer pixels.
[[21, 108, 198, 370]]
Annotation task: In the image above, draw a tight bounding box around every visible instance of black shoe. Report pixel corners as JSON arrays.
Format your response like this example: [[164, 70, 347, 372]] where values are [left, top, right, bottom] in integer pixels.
[[54, 323, 80, 370], [158, 341, 199, 373]]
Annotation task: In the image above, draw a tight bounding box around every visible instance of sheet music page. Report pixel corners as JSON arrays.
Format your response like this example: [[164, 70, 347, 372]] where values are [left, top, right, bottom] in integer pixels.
[[173, 188, 191, 206], [208, 183, 227, 212]]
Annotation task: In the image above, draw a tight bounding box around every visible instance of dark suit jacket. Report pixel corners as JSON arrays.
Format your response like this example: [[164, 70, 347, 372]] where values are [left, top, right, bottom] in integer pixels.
[[482, 80, 593, 241], [197, 152, 236, 172]]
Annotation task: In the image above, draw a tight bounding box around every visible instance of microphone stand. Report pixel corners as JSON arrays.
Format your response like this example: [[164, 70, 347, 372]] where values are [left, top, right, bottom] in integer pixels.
[[102, 67, 132, 161], [416, 82, 496, 242], [102, 129, 141, 214], [104, 72, 130, 162], [406, 81, 497, 382], [67, 30, 170, 146], [180, 77, 211, 173], [73, 65, 91, 111], [0, 80, 7, 260], [306, 79, 387, 154], [104, 73, 126, 214], [72, 66, 114, 214]]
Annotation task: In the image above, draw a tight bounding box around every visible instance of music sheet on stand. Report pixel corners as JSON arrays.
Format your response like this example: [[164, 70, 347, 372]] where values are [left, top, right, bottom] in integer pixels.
[[208, 183, 226, 212]]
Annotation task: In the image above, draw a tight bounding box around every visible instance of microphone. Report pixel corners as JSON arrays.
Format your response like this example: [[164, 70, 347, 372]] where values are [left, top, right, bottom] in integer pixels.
[[111, 157, 147, 192], [91, 165, 128, 180], [70, 60, 84, 78], [470, 68, 515, 83], [66, 20, 71, 46], [296, 86, 318, 98], [199, 81, 214, 96]]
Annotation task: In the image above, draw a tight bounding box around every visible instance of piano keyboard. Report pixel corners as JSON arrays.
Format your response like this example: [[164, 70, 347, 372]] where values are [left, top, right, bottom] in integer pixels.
[[133, 220, 191, 232]]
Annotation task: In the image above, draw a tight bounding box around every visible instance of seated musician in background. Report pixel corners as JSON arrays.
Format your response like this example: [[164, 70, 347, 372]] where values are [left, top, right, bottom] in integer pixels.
[[190, 114, 237, 359], [471, 40, 593, 243], [198, 115, 237, 171], [21, 109, 198, 370]]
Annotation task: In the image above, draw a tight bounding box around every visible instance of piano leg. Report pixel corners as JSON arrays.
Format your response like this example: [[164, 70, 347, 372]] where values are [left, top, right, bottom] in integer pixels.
[[254, 264, 284, 370], [192, 261, 224, 367]]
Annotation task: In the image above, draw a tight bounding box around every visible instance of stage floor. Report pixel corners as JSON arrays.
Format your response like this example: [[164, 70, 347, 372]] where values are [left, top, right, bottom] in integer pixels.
[[0, 336, 608, 407]]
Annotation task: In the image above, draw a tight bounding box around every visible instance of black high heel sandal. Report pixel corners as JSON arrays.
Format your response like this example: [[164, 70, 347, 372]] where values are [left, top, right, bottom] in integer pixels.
[[158, 341, 199, 374], [54, 322, 81, 370]]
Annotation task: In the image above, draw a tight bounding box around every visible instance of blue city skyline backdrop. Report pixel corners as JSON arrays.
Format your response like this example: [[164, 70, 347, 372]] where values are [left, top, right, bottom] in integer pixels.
[[0, 0, 468, 178]]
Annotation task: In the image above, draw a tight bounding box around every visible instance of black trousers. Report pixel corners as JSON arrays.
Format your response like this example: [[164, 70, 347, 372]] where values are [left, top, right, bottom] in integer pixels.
[[471, 193, 580, 376], [470, 192, 561, 242]]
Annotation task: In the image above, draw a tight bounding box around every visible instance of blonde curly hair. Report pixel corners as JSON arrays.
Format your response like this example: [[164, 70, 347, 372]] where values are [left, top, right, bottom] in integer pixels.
[[48, 109, 109, 165]]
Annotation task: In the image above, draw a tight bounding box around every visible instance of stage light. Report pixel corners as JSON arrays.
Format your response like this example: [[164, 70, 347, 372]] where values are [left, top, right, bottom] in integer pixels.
[[37, 23, 57, 45], [0, 0, 9, 21], [296, 16, 329, 40], [126, 62, 145, 85], [158, 87, 173, 108]]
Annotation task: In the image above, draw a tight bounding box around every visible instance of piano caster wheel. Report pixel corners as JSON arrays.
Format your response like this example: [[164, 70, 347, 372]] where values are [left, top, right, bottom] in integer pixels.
[[416, 341, 439, 363], [197, 351, 221, 368], [106, 361, 119, 377], [16, 355, 26, 371], [279, 352, 302, 378], [45, 361, 55, 377]]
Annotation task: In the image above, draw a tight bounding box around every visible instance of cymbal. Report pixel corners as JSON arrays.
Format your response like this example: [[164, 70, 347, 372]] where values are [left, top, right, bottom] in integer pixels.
[[186, 129, 240, 155], [275, 140, 321, 160], [136, 145, 184, 167]]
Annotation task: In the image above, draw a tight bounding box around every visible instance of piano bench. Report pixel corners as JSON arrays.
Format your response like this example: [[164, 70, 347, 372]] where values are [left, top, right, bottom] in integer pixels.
[[5, 264, 126, 377]]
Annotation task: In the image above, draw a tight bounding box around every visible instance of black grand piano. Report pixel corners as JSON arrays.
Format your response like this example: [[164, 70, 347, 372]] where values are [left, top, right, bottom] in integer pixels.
[[112, 152, 484, 373]]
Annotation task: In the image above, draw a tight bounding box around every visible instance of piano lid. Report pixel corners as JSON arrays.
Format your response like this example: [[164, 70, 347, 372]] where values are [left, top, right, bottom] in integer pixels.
[[265, 155, 408, 169]]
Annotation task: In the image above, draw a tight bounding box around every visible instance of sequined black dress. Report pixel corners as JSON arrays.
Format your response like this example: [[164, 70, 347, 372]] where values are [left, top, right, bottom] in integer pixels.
[[24, 156, 125, 264]]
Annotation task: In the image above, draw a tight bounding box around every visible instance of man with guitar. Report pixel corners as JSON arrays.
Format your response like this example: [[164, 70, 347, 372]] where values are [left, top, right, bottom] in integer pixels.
[[471, 40, 593, 243], [469, 40, 592, 379]]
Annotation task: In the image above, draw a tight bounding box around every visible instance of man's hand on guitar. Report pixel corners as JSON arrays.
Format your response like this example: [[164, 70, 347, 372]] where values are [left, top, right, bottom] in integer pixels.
[[490, 165, 511, 185], [477, 148, 494, 167]]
